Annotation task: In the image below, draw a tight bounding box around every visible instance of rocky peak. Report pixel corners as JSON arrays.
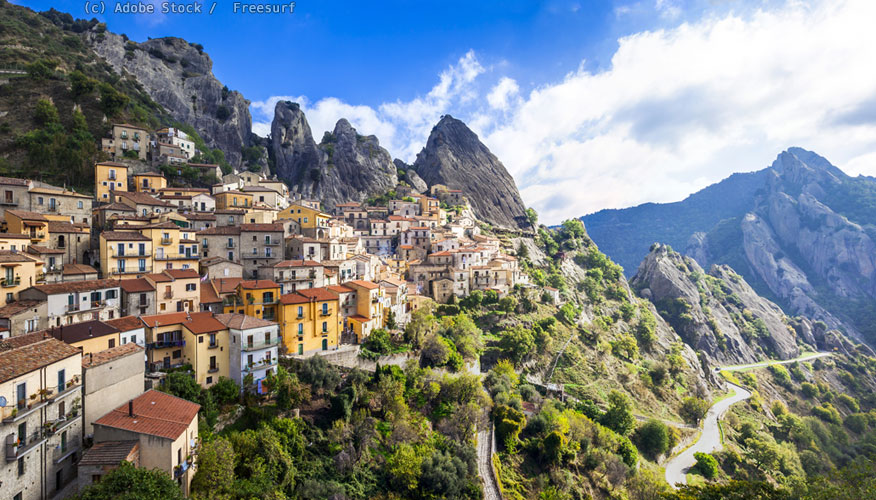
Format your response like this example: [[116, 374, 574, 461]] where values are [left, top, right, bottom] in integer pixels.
[[270, 104, 397, 211], [631, 244, 802, 365], [413, 115, 530, 229]]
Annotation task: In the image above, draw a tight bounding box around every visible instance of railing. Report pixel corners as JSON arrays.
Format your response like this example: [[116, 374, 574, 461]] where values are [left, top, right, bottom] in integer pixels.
[[242, 337, 280, 351], [160, 238, 173, 245], [114, 267, 151, 275], [110, 247, 149, 257], [30, 232, 46, 239], [6, 430, 46, 461], [207, 342, 218, 349], [45, 265, 63, 274], [226, 242, 234, 248], [0, 277, 20, 287], [65, 303, 80, 312], [164, 291, 174, 299], [52, 435, 81, 464], [320, 310, 332, 316], [147, 339, 185, 349], [265, 239, 280, 246], [155, 253, 197, 261], [207, 366, 219, 373], [0, 198, 17, 206], [242, 358, 277, 372], [137, 299, 151, 308], [48, 205, 59, 212], [173, 459, 191, 479]]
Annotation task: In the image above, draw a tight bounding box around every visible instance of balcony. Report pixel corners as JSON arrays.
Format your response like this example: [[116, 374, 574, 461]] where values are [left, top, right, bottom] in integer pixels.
[[226, 242, 235, 249], [110, 247, 149, 257], [207, 342, 219, 349], [0, 197, 17, 206], [114, 267, 151, 275], [48, 205, 59, 212], [208, 366, 219, 373], [242, 358, 277, 373], [320, 309, 332, 316], [160, 237, 173, 245], [265, 239, 280, 246], [164, 291, 174, 299], [174, 459, 192, 479], [242, 337, 280, 351], [155, 253, 197, 261], [29, 232, 46, 240], [53, 435, 81, 464], [6, 431, 46, 461], [147, 339, 185, 349], [0, 277, 21, 287]]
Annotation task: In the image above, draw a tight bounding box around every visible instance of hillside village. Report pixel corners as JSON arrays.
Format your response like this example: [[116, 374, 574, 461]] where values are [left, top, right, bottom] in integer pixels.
[[0, 121, 535, 498]]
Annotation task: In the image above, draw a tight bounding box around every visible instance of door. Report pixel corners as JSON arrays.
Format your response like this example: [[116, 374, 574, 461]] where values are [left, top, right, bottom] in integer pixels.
[[322, 339, 328, 351], [57, 369, 65, 393], [298, 344, 303, 355]]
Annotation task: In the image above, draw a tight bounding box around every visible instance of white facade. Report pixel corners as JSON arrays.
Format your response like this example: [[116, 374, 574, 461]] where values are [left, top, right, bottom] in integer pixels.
[[229, 324, 280, 391]]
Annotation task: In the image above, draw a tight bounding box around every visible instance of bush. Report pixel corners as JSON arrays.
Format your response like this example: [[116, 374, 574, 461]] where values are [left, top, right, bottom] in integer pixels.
[[601, 390, 636, 436], [98, 82, 129, 117], [693, 452, 719, 479], [34, 99, 59, 126], [215, 105, 231, 121], [680, 397, 709, 425], [768, 364, 792, 387], [362, 328, 392, 356], [837, 393, 860, 412], [812, 403, 842, 425], [801, 382, 819, 398], [26, 59, 57, 80], [209, 377, 239, 406], [634, 419, 671, 459]]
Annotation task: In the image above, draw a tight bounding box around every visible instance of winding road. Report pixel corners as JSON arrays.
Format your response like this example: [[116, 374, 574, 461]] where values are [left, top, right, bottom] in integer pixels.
[[663, 352, 832, 488]]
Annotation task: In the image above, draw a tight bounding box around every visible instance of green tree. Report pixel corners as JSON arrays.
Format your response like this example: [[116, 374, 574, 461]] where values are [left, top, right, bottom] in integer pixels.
[[26, 59, 56, 80], [680, 397, 709, 425], [69, 70, 96, 99], [498, 325, 535, 365], [386, 443, 423, 492], [99, 82, 130, 117], [693, 452, 719, 479], [209, 377, 239, 406], [525, 207, 538, 227], [74, 461, 185, 500], [163, 371, 202, 402], [191, 437, 236, 499], [34, 99, 59, 126], [362, 328, 393, 355], [601, 390, 636, 436], [635, 419, 671, 459]]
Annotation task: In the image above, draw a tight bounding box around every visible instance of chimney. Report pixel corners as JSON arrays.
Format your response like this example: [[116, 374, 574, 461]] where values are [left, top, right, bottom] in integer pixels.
[[128, 400, 134, 417]]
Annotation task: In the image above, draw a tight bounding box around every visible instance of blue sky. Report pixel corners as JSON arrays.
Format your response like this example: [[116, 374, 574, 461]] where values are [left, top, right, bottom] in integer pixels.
[[15, 0, 876, 223]]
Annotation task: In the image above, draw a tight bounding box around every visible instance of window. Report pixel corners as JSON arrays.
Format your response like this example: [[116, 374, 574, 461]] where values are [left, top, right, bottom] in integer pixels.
[[18, 457, 24, 476], [37, 196, 44, 205], [322, 303, 328, 315], [199, 336, 204, 343], [77, 201, 83, 209], [322, 321, 327, 333], [172, 349, 181, 359], [298, 323, 303, 335], [108, 338, 115, 348], [57, 369, 65, 393], [186, 283, 196, 291], [206, 376, 213, 384], [297, 306, 303, 318]]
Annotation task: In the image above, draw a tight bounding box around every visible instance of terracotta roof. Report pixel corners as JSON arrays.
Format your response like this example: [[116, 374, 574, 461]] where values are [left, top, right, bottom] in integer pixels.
[[102, 231, 150, 241], [98, 203, 135, 212], [163, 269, 200, 280], [214, 209, 246, 215], [217, 190, 251, 196], [0, 176, 29, 186], [0, 333, 81, 383], [327, 285, 354, 293], [239, 279, 280, 290], [78, 441, 140, 466], [212, 277, 243, 294], [199, 256, 237, 267], [104, 315, 146, 332], [47, 221, 88, 233], [115, 191, 173, 207], [272, 259, 321, 268], [0, 300, 44, 318], [63, 263, 97, 276], [240, 223, 284, 232], [140, 311, 226, 334], [214, 313, 277, 330], [279, 293, 310, 305], [187, 163, 219, 169], [347, 280, 379, 290], [297, 287, 338, 302], [29, 279, 120, 295], [181, 212, 216, 221], [0, 250, 38, 263], [134, 171, 165, 177], [200, 282, 220, 304], [120, 278, 155, 293], [81, 342, 143, 369], [144, 272, 172, 283], [28, 245, 64, 255], [241, 186, 277, 193], [6, 210, 48, 222], [29, 186, 90, 198], [0, 233, 33, 240], [94, 389, 200, 440], [348, 314, 371, 322], [136, 221, 179, 230], [196, 226, 240, 236], [46, 320, 119, 344]]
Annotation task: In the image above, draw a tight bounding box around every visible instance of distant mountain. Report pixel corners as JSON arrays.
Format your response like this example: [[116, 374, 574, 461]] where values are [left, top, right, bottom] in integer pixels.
[[412, 115, 531, 229], [583, 148, 876, 345]]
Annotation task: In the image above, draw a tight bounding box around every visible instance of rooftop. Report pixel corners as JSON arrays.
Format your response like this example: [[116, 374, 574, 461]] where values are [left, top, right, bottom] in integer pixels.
[[214, 313, 277, 330], [93, 389, 200, 440], [30, 278, 121, 295], [82, 342, 144, 368], [104, 315, 146, 332], [0, 332, 81, 383], [78, 441, 140, 466], [119, 278, 155, 293], [47, 320, 120, 344], [140, 311, 226, 334]]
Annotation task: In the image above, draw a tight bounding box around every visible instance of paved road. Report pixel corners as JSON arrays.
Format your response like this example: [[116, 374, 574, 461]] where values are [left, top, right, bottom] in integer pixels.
[[476, 426, 501, 500], [664, 352, 832, 488]]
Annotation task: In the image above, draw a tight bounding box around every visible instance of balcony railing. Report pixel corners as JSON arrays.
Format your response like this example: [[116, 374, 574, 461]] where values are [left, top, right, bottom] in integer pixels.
[[0, 277, 21, 287], [207, 342, 218, 349], [208, 366, 219, 373], [29, 232, 46, 240], [164, 291, 174, 299], [110, 247, 149, 257], [242, 337, 280, 351], [147, 339, 185, 349], [173, 459, 192, 479], [114, 267, 151, 275], [6, 431, 46, 461], [155, 253, 197, 261], [226, 242, 235, 248], [0, 198, 17, 206], [265, 239, 280, 246], [320, 309, 332, 316], [242, 358, 277, 372], [160, 237, 173, 245], [53, 435, 81, 464]]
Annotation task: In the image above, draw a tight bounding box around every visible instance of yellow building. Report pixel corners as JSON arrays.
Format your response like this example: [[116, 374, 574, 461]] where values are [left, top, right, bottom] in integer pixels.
[[95, 162, 128, 203], [145, 268, 201, 313], [278, 287, 340, 355], [222, 280, 281, 321], [136, 221, 200, 272], [0, 249, 43, 307], [48, 319, 121, 356], [278, 203, 331, 237], [99, 231, 154, 279], [4, 210, 50, 244], [215, 190, 253, 209], [345, 280, 385, 342], [142, 311, 229, 387], [133, 172, 167, 194]]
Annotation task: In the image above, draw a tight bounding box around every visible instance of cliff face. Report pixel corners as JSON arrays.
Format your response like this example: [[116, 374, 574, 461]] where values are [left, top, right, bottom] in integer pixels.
[[631, 244, 801, 365], [413, 115, 530, 229], [270, 101, 397, 211], [585, 148, 876, 346], [87, 33, 253, 167]]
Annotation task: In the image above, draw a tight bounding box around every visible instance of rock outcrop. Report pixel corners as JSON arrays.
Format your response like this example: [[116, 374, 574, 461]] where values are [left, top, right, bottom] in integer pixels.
[[87, 33, 253, 167], [270, 101, 397, 211], [631, 244, 802, 365], [413, 115, 530, 229]]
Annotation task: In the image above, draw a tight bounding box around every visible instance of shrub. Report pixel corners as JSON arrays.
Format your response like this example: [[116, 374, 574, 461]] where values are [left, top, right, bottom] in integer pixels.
[[680, 397, 709, 425], [209, 377, 239, 406], [768, 364, 792, 387], [362, 328, 392, 356], [601, 390, 636, 436], [837, 393, 860, 412], [26, 59, 56, 80], [634, 419, 671, 459], [801, 382, 819, 398], [693, 452, 719, 479], [844, 413, 869, 433], [34, 99, 59, 126]]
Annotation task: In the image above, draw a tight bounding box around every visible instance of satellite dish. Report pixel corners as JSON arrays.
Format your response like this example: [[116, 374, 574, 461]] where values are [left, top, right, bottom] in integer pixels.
[[0, 396, 6, 407]]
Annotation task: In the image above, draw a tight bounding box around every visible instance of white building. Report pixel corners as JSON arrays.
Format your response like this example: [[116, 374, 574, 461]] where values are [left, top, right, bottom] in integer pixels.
[[156, 128, 196, 159], [18, 279, 122, 327], [214, 314, 279, 393]]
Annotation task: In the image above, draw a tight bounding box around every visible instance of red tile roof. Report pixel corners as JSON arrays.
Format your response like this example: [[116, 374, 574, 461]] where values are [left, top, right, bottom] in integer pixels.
[[82, 342, 144, 368], [163, 269, 200, 280], [29, 279, 120, 295], [0, 333, 81, 383], [327, 285, 354, 293], [279, 293, 310, 305], [213, 313, 277, 329], [239, 280, 280, 290], [140, 311, 226, 334], [94, 389, 200, 440], [62, 263, 98, 276], [200, 282, 221, 304], [347, 280, 379, 290], [120, 278, 155, 293], [212, 278, 243, 294], [297, 287, 338, 302]]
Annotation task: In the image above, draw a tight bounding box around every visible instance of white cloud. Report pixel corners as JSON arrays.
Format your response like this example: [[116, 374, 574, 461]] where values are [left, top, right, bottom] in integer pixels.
[[487, 77, 520, 110], [251, 0, 876, 224]]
